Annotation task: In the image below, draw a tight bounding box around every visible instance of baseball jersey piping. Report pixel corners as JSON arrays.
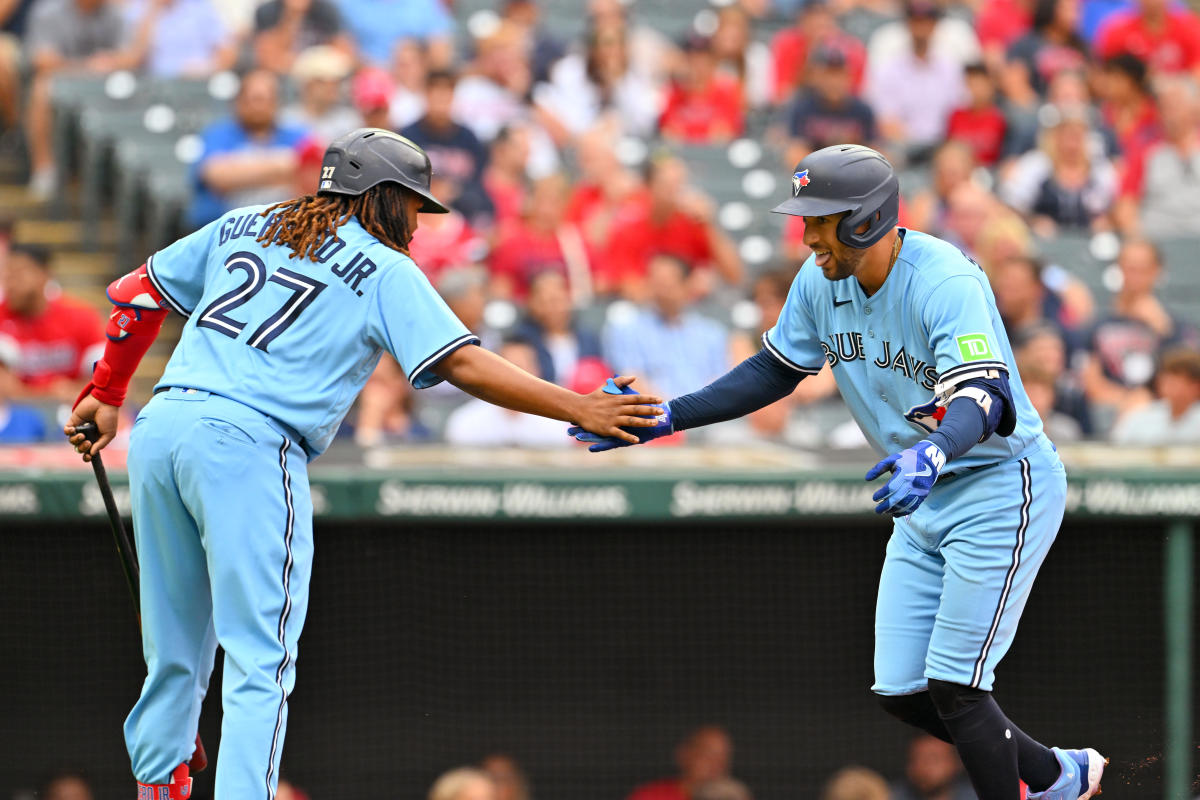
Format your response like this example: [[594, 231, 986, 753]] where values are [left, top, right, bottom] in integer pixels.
[[760, 331, 823, 374], [145, 254, 192, 318]]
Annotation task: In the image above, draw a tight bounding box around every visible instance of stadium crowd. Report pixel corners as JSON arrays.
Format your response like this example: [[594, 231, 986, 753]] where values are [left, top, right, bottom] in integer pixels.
[[25, 727, 987, 800], [0, 0, 1199, 451]]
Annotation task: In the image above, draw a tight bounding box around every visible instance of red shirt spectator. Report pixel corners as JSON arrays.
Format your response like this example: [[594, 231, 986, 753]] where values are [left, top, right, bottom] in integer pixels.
[[1098, 53, 1161, 159], [482, 124, 531, 232], [408, 207, 485, 285], [659, 35, 744, 143], [947, 64, 1007, 166], [602, 155, 742, 295], [0, 244, 104, 400], [769, 3, 866, 103], [976, 0, 1033, 54], [627, 727, 732, 800], [489, 175, 593, 301], [1094, 5, 1200, 75]]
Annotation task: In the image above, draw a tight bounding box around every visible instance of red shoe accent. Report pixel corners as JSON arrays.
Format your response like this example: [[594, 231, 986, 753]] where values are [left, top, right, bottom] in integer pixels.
[[1020, 780, 1028, 799], [136, 764, 192, 800]]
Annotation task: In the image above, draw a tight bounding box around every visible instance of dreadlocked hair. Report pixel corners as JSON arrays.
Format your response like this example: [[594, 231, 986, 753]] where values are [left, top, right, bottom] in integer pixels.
[[256, 181, 414, 261]]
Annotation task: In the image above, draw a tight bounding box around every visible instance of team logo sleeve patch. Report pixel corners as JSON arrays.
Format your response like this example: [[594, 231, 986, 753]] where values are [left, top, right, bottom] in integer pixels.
[[956, 333, 994, 362]]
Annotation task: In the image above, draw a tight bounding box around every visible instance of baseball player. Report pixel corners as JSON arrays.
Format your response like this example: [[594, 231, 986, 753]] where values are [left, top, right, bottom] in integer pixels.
[[572, 145, 1104, 800], [65, 129, 663, 800]]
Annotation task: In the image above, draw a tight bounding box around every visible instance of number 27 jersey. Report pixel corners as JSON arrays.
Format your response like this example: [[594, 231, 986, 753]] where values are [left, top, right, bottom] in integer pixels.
[[147, 204, 477, 458]]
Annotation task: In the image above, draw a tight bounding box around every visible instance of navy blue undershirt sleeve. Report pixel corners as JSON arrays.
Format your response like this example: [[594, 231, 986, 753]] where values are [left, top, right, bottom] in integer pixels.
[[668, 348, 805, 431], [925, 376, 1012, 460]]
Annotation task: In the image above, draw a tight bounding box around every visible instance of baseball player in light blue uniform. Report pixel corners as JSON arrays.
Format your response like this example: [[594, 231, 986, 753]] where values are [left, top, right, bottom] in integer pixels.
[[66, 129, 662, 800], [572, 145, 1105, 800]]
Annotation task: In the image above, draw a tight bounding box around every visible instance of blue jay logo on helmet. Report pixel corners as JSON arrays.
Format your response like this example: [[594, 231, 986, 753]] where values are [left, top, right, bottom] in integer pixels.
[[792, 169, 811, 196]]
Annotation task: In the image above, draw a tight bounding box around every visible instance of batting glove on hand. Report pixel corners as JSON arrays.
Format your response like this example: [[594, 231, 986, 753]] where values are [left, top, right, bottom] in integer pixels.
[[865, 439, 946, 517], [568, 377, 673, 452]]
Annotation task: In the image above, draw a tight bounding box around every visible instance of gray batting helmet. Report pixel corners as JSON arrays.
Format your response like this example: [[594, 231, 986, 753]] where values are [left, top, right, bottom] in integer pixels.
[[771, 144, 899, 248], [318, 128, 450, 213]]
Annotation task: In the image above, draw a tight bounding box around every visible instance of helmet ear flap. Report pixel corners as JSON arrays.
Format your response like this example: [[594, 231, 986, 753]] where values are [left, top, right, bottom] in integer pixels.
[[835, 187, 900, 248]]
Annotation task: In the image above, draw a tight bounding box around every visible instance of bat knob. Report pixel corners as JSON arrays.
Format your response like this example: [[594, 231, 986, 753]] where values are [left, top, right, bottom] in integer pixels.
[[75, 422, 101, 444]]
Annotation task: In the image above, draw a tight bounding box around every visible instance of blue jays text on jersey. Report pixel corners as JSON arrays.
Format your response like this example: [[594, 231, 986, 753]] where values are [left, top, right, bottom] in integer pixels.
[[763, 228, 1048, 471]]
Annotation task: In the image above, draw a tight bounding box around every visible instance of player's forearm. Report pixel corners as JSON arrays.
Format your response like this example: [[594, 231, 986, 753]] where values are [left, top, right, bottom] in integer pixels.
[[77, 264, 171, 407], [433, 345, 585, 422], [669, 348, 803, 431]]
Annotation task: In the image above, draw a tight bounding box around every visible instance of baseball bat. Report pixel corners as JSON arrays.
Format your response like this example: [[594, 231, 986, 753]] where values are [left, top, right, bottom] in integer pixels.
[[75, 422, 209, 773]]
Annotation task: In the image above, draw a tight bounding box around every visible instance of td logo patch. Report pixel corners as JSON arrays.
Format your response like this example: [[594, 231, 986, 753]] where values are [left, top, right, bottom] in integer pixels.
[[792, 169, 810, 196], [956, 334, 994, 361]]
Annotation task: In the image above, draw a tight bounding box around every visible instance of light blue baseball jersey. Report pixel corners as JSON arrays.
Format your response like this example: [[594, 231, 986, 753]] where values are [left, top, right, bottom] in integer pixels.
[[764, 228, 1045, 471], [146, 203, 478, 457]]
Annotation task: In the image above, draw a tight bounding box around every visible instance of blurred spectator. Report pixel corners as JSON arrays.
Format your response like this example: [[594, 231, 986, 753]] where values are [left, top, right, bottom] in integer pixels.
[[864, 0, 966, 164], [122, 0, 236, 78], [778, 43, 878, 166], [866, 0, 981, 71], [976, 0, 1033, 70], [483, 124, 531, 230], [946, 63, 1007, 166], [490, 174, 592, 303], [1015, 321, 1092, 435], [276, 778, 312, 800], [23, 0, 130, 200], [564, 124, 641, 285], [627, 725, 733, 800], [402, 69, 495, 227], [39, 771, 93, 800], [351, 65, 392, 129], [692, 777, 753, 800], [710, 5, 770, 109], [991, 255, 1078, 346], [281, 45, 358, 145], [453, 22, 531, 143], [513, 270, 606, 386], [941, 181, 1030, 272], [889, 734, 976, 800], [190, 69, 309, 228], [1005, 0, 1089, 98], [445, 338, 570, 448], [351, 354, 429, 446], [587, 0, 674, 87], [1084, 239, 1199, 422], [1093, 0, 1200, 78], [501, 0, 565, 85], [407, 176, 485, 284], [0, 334, 45, 444], [336, 0, 453, 69], [429, 767, 497, 800], [907, 141, 978, 235], [480, 754, 531, 800], [438, 265, 499, 351], [719, 267, 837, 446], [0, 244, 104, 403], [253, 0, 352, 75], [0, 0, 35, 133], [658, 34, 744, 144], [818, 766, 889, 800], [1110, 347, 1200, 444], [1115, 76, 1200, 238], [768, 0, 866, 105], [534, 20, 661, 141], [1000, 104, 1117, 236], [606, 153, 742, 298], [388, 38, 427, 130], [1096, 53, 1159, 161], [603, 254, 729, 399], [1019, 355, 1084, 443]]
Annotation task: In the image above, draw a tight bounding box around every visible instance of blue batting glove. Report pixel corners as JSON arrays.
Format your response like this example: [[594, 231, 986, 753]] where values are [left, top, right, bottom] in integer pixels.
[[566, 377, 674, 452], [864, 440, 946, 517]]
